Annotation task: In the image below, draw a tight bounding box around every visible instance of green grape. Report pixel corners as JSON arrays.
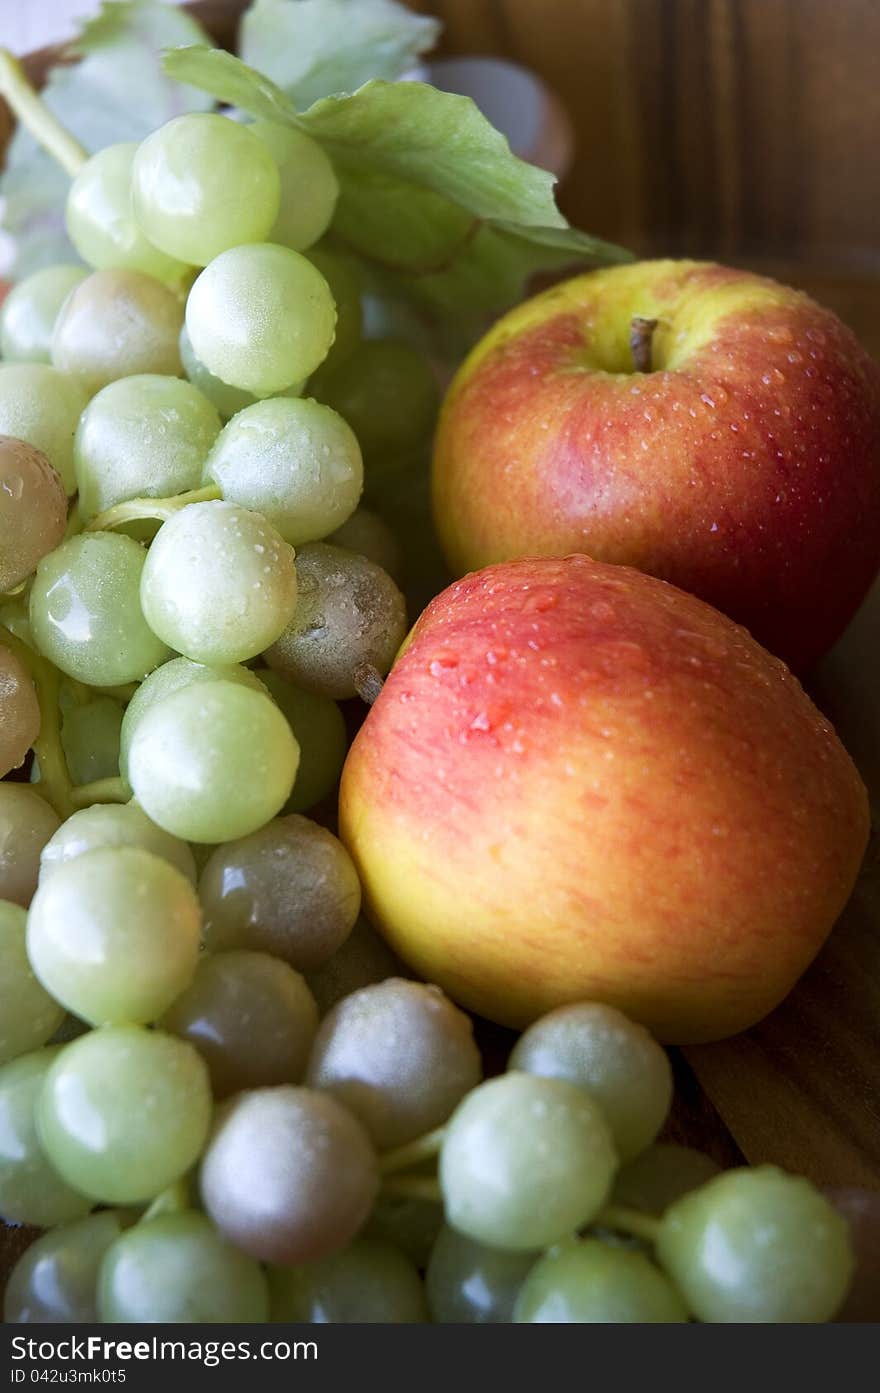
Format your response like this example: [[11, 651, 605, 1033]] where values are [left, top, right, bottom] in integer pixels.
[[310, 339, 437, 468], [329, 506, 403, 582], [4, 1210, 132, 1324], [60, 696, 124, 786], [307, 978, 482, 1150], [98, 1211, 269, 1324], [0, 435, 68, 590], [199, 814, 360, 970], [440, 1073, 618, 1252], [40, 802, 196, 886], [52, 268, 184, 396], [0, 784, 60, 907], [257, 671, 347, 813], [179, 325, 260, 420], [611, 1144, 722, 1215], [268, 1238, 427, 1324], [509, 1002, 673, 1163], [514, 1237, 688, 1323], [0, 645, 39, 777], [66, 143, 189, 283], [161, 950, 319, 1098], [365, 1190, 444, 1271], [303, 247, 363, 372], [202, 396, 362, 546], [0, 265, 88, 363], [140, 501, 297, 664], [0, 900, 64, 1065], [199, 1085, 379, 1265], [27, 846, 201, 1026], [29, 532, 170, 687], [306, 915, 407, 1016], [132, 114, 281, 267], [186, 243, 336, 395], [118, 656, 267, 785], [656, 1165, 853, 1322], [38, 1025, 212, 1205], [250, 122, 338, 253], [127, 679, 299, 843], [426, 1225, 537, 1323], [74, 374, 221, 522], [0, 1048, 93, 1226], [265, 542, 407, 699], [0, 364, 89, 494]]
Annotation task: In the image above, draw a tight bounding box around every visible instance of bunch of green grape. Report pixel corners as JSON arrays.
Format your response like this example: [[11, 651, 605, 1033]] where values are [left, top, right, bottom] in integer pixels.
[[0, 99, 860, 1327]]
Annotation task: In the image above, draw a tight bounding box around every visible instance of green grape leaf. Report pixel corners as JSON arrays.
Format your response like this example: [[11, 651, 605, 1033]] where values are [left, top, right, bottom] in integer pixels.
[[0, 0, 215, 278], [239, 0, 440, 109]]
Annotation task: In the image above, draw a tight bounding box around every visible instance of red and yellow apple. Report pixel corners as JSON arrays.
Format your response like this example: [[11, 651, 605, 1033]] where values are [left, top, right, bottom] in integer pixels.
[[339, 555, 868, 1044], [432, 260, 880, 671]]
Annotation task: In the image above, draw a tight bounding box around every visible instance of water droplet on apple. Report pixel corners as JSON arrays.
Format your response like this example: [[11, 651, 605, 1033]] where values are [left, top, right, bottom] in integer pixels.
[[787, 351, 803, 365]]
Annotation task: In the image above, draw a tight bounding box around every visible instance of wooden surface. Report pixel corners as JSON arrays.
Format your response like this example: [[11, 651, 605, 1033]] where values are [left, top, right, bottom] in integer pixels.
[[1, 0, 879, 1312]]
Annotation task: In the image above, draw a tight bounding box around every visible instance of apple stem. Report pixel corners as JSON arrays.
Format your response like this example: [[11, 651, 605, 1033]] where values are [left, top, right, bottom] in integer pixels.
[[630, 316, 658, 373], [594, 1203, 662, 1244], [354, 662, 385, 707]]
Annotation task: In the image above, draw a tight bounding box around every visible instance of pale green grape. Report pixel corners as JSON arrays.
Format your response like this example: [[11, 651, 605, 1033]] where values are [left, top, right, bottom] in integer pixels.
[[0, 435, 68, 590], [60, 696, 124, 786], [509, 1002, 673, 1162], [29, 532, 170, 687], [0, 645, 39, 777], [257, 671, 347, 813], [514, 1238, 688, 1323], [132, 114, 281, 267], [186, 243, 336, 395], [140, 501, 297, 664], [307, 979, 482, 1150], [306, 915, 407, 1016], [0, 364, 89, 494], [118, 656, 267, 786], [199, 814, 360, 970], [310, 339, 437, 468], [66, 143, 189, 283], [40, 802, 196, 886], [426, 1225, 537, 1323], [4, 1210, 132, 1324], [74, 374, 221, 522], [199, 1085, 378, 1265], [265, 542, 407, 699], [656, 1166, 853, 1322], [52, 269, 184, 396], [161, 950, 319, 1098], [440, 1073, 618, 1252], [0, 265, 88, 363], [0, 784, 60, 907], [27, 846, 201, 1026], [0, 1047, 93, 1226], [203, 396, 362, 546], [303, 247, 362, 372], [179, 325, 260, 420], [268, 1238, 427, 1323], [329, 506, 403, 582], [38, 1025, 212, 1205], [612, 1144, 722, 1215], [0, 900, 64, 1064], [127, 679, 299, 842], [250, 122, 338, 253], [98, 1211, 269, 1324]]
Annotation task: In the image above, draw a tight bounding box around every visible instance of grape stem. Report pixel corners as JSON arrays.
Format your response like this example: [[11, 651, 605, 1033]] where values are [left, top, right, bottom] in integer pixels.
[[70, 776, 130, 809], [378, 1126, 447, 1176], [379, 1175, 443, 1204], [139, 1176, 192, 1224], [0, 623, 74, 818], [86, 484, 223, 533], [0, 49, 87, 177], [594, 1204, 662, 1244]]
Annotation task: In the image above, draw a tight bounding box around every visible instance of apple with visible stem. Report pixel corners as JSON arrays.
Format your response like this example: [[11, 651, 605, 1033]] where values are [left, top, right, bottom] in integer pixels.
[[339, 555, 868, 1044], [432, 260, 880, 672]]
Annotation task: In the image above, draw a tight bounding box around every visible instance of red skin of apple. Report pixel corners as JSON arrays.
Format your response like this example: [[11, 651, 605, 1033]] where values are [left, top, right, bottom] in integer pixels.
[[338, 555, 868, 1044], [432, 260, 880, 672]]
